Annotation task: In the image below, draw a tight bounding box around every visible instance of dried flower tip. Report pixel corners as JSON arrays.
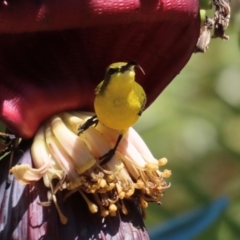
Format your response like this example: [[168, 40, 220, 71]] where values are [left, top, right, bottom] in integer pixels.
[[194, 16, 214, 53], [211, 0, 231, 40]]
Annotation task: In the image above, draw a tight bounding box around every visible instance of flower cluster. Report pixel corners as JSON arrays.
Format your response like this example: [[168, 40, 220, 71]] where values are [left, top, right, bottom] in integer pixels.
[[10, 111, 171, 224]]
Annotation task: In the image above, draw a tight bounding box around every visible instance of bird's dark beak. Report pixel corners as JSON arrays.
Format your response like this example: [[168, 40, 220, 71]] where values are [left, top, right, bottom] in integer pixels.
[[135, 64, 145, 75], [122, 61, 145, 75]]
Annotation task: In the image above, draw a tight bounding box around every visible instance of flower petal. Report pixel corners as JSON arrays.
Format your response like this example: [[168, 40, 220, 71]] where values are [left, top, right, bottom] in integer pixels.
[[9, 162, 49, 185]]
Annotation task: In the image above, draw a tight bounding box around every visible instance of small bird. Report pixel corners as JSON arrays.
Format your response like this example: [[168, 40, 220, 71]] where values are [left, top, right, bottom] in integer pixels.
[[78, 61, 146, 165]]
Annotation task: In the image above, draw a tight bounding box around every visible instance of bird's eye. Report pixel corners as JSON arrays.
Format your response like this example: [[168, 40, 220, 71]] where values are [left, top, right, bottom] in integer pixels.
[[108, 68, 118, 75]]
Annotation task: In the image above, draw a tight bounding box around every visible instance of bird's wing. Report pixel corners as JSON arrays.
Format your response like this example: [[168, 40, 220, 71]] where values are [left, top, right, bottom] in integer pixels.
[[134, 83, 147, 116], [140, 93, 147, 116], [138, 93, 146, 116], [94, 81, 104, 94]]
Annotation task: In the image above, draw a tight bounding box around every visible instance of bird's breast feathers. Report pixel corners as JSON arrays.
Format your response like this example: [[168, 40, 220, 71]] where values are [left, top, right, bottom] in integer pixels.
[[94, 88, 144, 131]]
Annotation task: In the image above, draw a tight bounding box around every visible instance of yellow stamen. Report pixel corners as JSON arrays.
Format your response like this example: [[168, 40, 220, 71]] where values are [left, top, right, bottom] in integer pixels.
[[163, 169, 172, 178], [79, 190, 98, 213]]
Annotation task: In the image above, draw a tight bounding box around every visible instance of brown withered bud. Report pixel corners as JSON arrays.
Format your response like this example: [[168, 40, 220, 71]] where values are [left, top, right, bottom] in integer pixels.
[[194, 16, 214, 53], [211, 0, 231, 40]]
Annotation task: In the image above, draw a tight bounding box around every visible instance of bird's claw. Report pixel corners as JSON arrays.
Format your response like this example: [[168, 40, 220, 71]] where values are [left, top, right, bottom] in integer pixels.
[[99, 149, 116, 165], [77, 115, 98, 135]]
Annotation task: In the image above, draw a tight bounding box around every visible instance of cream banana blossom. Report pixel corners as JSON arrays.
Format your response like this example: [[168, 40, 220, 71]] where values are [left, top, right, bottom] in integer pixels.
[[9, 111, 171, 224]]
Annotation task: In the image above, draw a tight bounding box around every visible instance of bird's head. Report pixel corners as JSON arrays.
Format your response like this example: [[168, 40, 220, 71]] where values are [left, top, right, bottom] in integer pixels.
[[103, 61, 145, 85], [107, 61, 144, 76]]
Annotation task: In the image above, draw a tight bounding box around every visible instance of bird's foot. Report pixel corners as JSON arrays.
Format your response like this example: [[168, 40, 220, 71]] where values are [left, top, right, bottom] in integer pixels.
[[99, 149, 116, 165], [77, 115, 98, 135]]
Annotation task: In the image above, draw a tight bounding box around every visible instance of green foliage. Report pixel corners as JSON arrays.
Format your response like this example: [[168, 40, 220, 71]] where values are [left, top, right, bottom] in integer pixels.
[[199, 0, 211, 10], [0, 122, 5, 132], [134, 23, 240, 238], [238, 31, 240, 50], [199, 9, 206, 24]]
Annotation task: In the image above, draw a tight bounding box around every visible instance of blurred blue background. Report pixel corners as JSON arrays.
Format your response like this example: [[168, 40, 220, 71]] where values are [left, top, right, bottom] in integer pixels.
[[134, 4, 240, 239]]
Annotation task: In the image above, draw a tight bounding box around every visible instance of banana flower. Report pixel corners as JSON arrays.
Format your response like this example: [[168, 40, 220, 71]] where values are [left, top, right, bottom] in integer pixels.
[[0, 0, 200, 239]]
